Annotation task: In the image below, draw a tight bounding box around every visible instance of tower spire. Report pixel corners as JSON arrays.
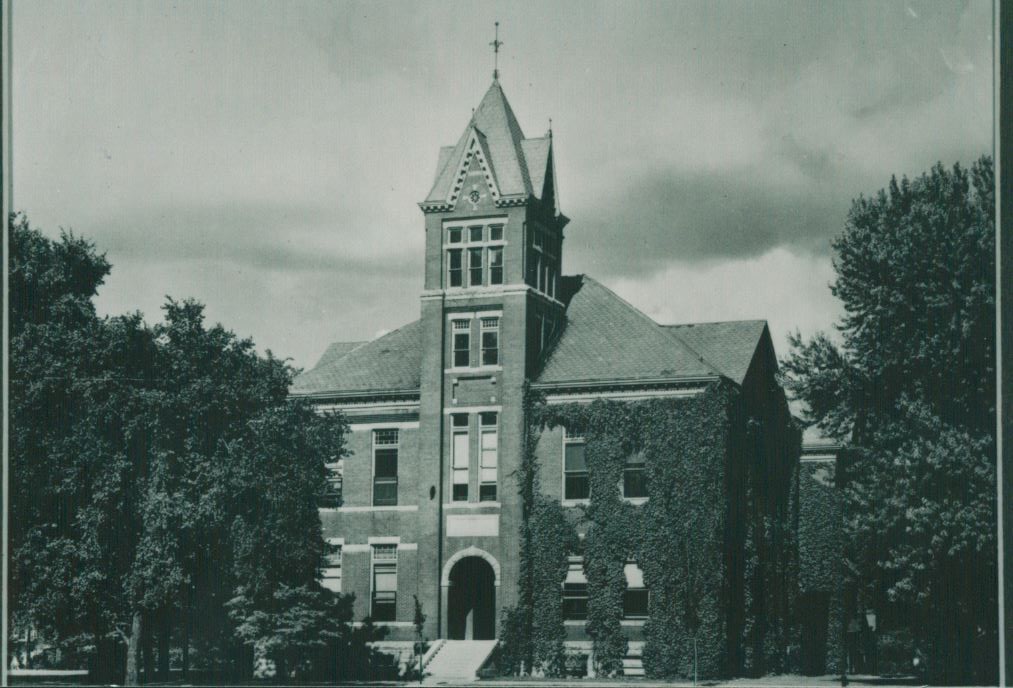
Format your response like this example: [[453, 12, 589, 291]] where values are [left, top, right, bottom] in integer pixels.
[[490, 21, 503, 80]]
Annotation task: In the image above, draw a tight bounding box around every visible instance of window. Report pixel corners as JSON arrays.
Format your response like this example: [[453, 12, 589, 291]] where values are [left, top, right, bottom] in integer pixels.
[[453, 319, 471, 367], [481, 317, 500, 366], [372, 545, 398, 621], [372, 430, 399, 506], [468, 247, 484, 286], [319, 459, 343, 508], [452, 414, 469, 502], [480, 412, 498, 501], [563, 429, 589, 501], [321, 541, 342, 592], [448, 249, 463, 287], [623, 452, 647, 499], [562, 557, 588, 620], [623, 562, 648, 619], [445, 220, 507, 289], [489, 247, 503, 285]]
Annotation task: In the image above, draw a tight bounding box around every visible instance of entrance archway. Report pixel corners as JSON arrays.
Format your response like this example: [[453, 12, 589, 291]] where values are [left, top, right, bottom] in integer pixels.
[[447, 556, 496, 640]]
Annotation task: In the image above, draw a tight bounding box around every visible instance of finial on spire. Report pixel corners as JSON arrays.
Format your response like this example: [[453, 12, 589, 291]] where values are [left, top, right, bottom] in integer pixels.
[[490, 21, 503, 80], [548, 118, 553, 138]]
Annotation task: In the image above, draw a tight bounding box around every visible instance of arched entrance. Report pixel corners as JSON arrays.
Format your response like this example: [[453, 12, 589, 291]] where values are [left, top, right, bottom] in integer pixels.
[[447, 556, 496, 640]]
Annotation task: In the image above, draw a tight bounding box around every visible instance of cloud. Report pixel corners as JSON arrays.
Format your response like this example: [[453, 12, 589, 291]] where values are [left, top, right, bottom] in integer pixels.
[[13, 0, 993, 368]]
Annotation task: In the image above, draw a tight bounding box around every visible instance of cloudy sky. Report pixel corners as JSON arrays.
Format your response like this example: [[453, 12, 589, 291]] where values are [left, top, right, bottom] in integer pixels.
[[14, 1, 993, 370]]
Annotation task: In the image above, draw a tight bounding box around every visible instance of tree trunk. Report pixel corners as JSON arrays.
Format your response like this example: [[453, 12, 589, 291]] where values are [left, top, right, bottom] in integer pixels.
[[142, 613, 154, 684], [125, 610, 143, 687], [182, 599, 190, 680], [157, 616, 170, 680]]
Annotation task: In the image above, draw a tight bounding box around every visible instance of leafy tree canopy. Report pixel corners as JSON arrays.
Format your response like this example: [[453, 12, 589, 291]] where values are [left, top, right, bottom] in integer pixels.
[[781, 157, 995, 684], [8, 214, 365, 683]]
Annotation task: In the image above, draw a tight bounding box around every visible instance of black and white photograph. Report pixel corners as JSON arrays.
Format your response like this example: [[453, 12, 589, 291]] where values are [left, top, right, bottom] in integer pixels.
[[2, 1, 1004, 686]]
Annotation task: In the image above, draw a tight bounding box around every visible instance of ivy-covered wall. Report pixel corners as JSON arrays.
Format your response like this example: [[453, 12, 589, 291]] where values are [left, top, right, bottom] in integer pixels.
[[798, 459, 844, 674], [500, 377, 801, 680]]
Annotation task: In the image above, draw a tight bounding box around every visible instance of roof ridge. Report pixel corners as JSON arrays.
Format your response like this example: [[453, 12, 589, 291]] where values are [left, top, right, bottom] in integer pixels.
[[579, 276, 724, 378], [664, 318, 768, 328]]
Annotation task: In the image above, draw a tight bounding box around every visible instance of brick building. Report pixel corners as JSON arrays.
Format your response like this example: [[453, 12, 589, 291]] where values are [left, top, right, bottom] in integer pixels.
[[290, 77, 798, 676]]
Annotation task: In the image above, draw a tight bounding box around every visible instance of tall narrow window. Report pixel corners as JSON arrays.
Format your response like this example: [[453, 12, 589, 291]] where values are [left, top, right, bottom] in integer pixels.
[[479, 412, 498, 501], [372, 429, 399, 506], [488, 247, 503, 285], [563, 429, 589, 501], [623, 562, 648, 619], [469, 247, 484, 287], [372, 544, 398, 621], [452, 319, 470, 367], [623, 452, 647, 499], [448, 249, 463, 287], [562, 557, 588, 620], [452, 414, 469, 501], [481, 317, 500, 365], [321, 540, 342, 592], [320, 459, 343, 508]]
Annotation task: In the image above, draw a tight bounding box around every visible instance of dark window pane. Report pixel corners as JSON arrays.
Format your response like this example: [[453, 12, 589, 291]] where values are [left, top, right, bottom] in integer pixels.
[[374, 449, 398, 477], [452, 413, 469, 428], [469, 226, 483, 242], [563, 584, 588, 621], [489, 247, 503, 285], [564, 443, 587, 471], [448, 249, 463, 287], [564, 473, 590, 500], [623, 589, 649, 618], [482, 331, 499, 365], [373, 479, 398, 506], [480, 483, 497, 501], [454, 332, 469, 367], [469, 248, 483, 286], [624, 467, 647, 498], [453, 483, 468, 501], [372, 592, 397, 622], [490, 225, 503, 241], [448, 228, 462, 244]]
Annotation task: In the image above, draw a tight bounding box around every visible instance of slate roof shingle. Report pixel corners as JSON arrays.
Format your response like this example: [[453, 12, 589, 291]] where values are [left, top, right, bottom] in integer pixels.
[[290, 320, 422, 396], [664, 320, 768, 385], [534, 276, 721, 385]]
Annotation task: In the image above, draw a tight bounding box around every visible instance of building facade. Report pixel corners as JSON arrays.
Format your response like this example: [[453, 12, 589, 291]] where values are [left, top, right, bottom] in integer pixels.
[[291, 77, 800, 677]]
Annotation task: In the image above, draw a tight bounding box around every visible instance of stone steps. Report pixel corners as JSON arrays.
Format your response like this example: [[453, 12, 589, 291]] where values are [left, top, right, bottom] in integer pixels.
[[423, 639, 497, 685]]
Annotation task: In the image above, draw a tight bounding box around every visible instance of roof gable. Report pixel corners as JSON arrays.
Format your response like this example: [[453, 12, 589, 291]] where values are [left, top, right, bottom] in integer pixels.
[[535, 276, 720, 385], [664, 320, 768, 385], [291, 320, 422, 396], [425, 80, 557, 208]]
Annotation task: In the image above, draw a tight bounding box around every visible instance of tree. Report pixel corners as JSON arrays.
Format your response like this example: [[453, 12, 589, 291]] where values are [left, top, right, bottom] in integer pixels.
[[9, 215, 368, 683], [781, 157, 996, 684]]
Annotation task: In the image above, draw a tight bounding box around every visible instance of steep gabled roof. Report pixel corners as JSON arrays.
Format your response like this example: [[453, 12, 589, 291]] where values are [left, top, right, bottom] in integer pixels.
[[664, 320, 769, 385], [521, 137, 551, 197], [313, 341, 367, 370], [535, 276, 721, 385], [290, 320, 422, 396], [425, 80, 555, 206]]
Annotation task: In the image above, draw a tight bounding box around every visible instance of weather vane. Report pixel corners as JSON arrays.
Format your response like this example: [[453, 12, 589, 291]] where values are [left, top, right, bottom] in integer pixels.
[[490, 21, 503, 80]]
